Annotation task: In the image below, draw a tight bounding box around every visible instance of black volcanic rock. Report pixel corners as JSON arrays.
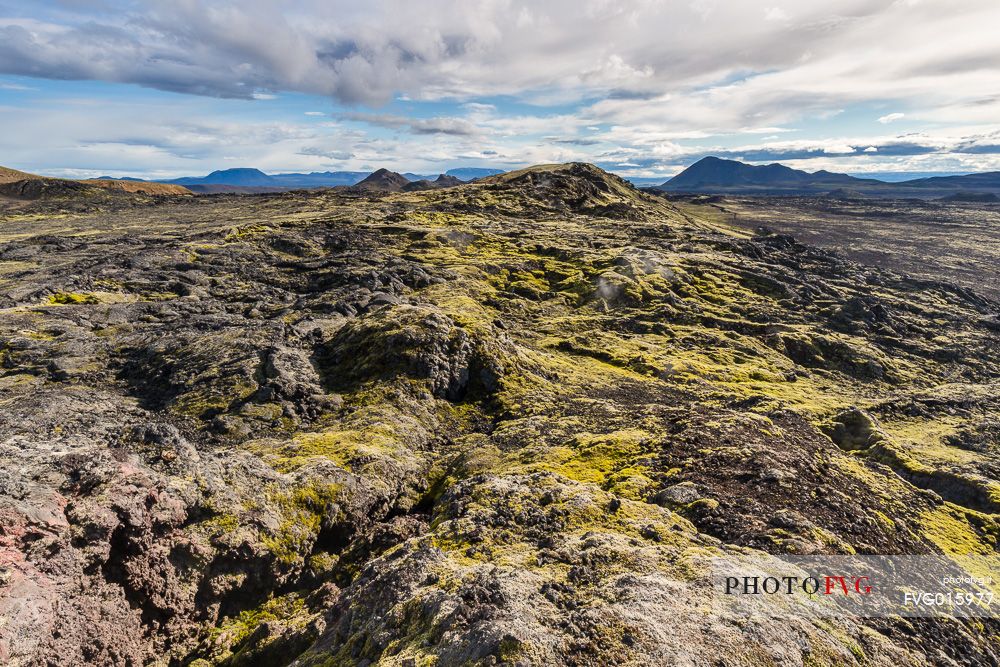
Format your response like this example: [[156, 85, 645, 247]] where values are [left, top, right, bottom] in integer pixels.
[[825, 188, 869, 200], [401, 179, 435, 192], [0, 177, 102, 200]]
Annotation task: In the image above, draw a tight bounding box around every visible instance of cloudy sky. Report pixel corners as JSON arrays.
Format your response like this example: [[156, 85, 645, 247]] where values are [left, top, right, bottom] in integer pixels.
[[1, 0, 999, 180]]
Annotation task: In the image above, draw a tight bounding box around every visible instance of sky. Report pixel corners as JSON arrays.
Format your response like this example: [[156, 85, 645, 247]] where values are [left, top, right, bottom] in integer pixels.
[[1, 0, 999, 181]]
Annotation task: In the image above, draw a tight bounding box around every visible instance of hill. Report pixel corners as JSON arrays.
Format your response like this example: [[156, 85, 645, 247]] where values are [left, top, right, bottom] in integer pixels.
[[351, 167, 411, 192], [902, 172, 1000, 192], [938, 191, 1000, 203], [0, 163, 998, 666], [0, 177, 102, 200], [0, 166, 42, 184], [0, 164, 191, 199]]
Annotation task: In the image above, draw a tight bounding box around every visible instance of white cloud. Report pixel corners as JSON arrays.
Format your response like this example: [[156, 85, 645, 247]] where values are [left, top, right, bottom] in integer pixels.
[[878, 112, 906, 124], [764, 7, 790, 22], [0, 0, 992, 114], [0, 1, 999, 176]]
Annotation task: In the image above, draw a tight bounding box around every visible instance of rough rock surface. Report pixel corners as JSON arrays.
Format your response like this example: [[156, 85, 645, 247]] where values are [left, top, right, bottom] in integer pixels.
[[0, 163, 998, 666]]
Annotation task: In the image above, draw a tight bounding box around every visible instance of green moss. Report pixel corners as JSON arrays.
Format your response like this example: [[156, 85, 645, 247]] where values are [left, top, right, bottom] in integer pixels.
[[172, 381, 258, 419], [195, 591, 317, 665], [202, 513, 241, 535], [307, 551, 339, 575], [847, 641, 865, 661], [688, 498, 720, 511], [208, 593, 307, 645], [261, 482, 342, 565], [512, 430, 653, 498], [224, 223, 272, 241], [920, 505, 996, 556], [48, 292, 98, 305], [249, 419, 408, 473]]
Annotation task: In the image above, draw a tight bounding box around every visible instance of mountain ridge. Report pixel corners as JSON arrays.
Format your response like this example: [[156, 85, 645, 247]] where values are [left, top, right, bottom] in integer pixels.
[[660, 156, 1000, 198], [137, 167, 505, 190]]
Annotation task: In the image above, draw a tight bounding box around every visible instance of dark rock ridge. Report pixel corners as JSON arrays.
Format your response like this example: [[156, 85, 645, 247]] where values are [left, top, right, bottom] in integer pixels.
[[0, 177, 100, 199], [0, 163, 997, 665]]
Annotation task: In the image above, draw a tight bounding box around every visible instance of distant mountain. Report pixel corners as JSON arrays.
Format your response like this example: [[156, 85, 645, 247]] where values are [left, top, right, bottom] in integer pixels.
[[401, 174, 466, 192], [180, 184, 291, 195], [173, 168, 468, 195], [662, 157, 872, 194], [91, 166, 502, 190], [897, 172, 1000, 191], [402, 169, 503, 182], [352, 168, 411, 192], [168, 168, 277, 187], [157, 168, 370, 190], [269, 171, 369, 188], [848, 171, 972, 182], [96, 176, 146, 182], [445, 167, 503, 181], [660, 157, 1000, 198], [624, 177, 671, 188]]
